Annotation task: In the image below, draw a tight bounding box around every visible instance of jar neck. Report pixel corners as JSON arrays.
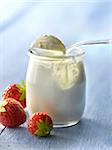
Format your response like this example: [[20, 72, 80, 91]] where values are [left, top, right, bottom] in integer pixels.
[[28, 47, 84, 61]]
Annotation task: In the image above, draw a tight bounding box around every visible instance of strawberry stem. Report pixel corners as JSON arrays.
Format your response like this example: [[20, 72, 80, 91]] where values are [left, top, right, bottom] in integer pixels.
[[21, 80, 25, 89], [17, 80, 26, 101]]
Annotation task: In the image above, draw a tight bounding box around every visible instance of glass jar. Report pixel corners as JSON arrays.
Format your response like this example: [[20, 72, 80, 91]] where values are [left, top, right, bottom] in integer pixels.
[[26, 47, 86, 127]]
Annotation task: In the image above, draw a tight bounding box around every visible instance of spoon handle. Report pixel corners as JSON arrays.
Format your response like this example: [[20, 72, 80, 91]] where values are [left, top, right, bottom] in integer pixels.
[[67, 39, 112, 54], [71, 39, 112, 47]]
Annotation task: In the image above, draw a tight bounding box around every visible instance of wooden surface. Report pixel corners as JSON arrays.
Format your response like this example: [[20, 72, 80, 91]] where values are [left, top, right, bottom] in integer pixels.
[[0, 115, 112, 150]]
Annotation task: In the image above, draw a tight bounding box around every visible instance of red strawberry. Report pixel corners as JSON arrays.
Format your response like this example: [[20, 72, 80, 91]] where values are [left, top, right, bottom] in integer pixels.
[[28, 112, 53, 137], [0, 98, 26, 127], [2, 81, 26, 108]]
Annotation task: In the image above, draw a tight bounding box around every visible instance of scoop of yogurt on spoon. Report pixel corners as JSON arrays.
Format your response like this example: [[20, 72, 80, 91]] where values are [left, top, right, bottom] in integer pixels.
[[30, 34, 84, 89], [30, 34, 66, 57]]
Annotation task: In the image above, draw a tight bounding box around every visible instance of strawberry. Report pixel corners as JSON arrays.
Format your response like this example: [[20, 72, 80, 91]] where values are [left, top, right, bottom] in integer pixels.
[[0, 98, 26, 127], [28, 112, 53, 137], [2, 81, 26, 108]]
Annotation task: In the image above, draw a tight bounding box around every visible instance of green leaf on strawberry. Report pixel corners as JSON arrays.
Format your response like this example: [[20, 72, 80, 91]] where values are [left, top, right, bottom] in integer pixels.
[[28, 112, 53, 137], [0, 100, 8, 113], [0, 107, 6, 112], [16, 80, 26, 101], [34, 117, 52, 137]]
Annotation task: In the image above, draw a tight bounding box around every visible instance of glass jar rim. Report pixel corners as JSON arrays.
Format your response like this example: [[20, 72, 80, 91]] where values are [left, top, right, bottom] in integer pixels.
[[28, 46, 85, 61]]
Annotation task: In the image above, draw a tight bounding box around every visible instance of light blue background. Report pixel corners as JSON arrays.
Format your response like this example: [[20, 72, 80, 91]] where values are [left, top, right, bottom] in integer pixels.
[[0, 1, 112, 149], [0, 1, 112, 90]]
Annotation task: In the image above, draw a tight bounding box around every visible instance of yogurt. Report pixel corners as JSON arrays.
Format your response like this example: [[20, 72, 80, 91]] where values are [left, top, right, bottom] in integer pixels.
[[26, 52, 86, 127]]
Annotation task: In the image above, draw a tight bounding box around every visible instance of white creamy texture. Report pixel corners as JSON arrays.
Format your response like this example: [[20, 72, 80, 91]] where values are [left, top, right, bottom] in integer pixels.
[[51, 59, 85, 90], [26, 57, 86, 124], [31, 34, 66, 54]]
